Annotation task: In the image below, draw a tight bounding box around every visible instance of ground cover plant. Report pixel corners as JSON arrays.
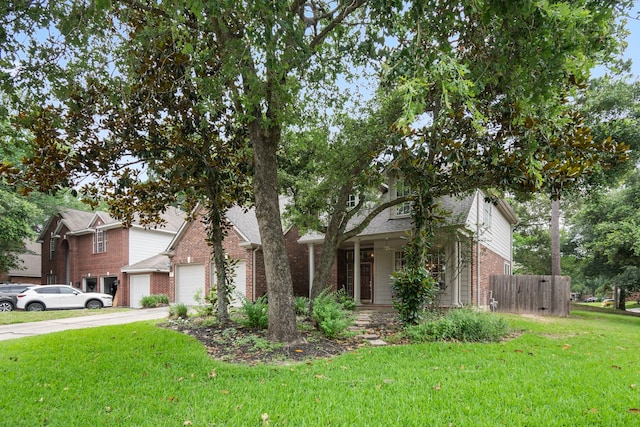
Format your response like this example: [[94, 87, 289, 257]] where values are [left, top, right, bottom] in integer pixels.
[[1, 309, 639, 426]]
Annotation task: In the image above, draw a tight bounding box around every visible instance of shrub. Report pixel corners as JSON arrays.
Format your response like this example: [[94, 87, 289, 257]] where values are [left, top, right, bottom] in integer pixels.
[[294, 296, 309, 316], [169, 303, 188, 319], [404, 308, 510, 343], [140, 294, 170, 308], [312, 289, 353, 339], [336, 288, 356, 311], [391, 267, 436, 325], [240, 296, 268, 329]]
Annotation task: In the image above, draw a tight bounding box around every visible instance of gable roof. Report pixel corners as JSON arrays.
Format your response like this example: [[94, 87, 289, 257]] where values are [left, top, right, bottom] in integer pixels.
[[39, 207, 185, 241], [298, 190, 516, 243]]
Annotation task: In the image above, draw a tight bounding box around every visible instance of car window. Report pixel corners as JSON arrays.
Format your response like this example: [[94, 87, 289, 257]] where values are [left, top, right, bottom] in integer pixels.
[[59, 287, 79, 294], [1, 285, 30, 293], [36, 287, 60, 294]]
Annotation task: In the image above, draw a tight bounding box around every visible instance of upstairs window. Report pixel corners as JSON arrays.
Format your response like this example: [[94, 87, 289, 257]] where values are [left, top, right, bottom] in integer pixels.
[[94, 229, 107, 253], [347, 194, 357, 208], [484, 201, 493, 228], [49, 236, 55, 260], [395, 180, 412, 216]]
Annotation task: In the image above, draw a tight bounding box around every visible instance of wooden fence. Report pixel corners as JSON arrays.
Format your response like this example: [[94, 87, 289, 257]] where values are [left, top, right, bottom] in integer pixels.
[[490, 275, 571, 317]]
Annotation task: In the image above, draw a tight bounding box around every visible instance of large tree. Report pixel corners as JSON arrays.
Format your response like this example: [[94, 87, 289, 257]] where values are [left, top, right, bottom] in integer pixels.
[[1, 1, 633, 341], [569, 169, 640, 309]]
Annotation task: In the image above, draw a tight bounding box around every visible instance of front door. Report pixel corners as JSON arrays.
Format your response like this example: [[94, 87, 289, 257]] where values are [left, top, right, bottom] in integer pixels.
[[360, 262, 372, 302]]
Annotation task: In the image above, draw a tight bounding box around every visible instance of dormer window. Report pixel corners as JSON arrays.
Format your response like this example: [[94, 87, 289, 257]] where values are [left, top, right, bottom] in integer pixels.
[[347, 194, 357, 208], [394, 180, 412, 216], [94, 229, 107, 253]]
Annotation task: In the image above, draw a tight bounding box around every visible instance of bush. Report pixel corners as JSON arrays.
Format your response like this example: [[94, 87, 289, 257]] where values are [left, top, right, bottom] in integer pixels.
[[140, 294, 170, 308], [404, 308, 510, 343], [294, 296, 309, 316], [241, 296, 268, 329], [336, 288, 356, 311], [391, 267, 436, 325], [312, 289, 353, 339], [169, 303, 188, 319]]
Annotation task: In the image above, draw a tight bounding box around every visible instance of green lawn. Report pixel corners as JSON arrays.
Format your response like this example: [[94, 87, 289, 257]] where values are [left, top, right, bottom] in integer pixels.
[[1, 310, 638, 426]]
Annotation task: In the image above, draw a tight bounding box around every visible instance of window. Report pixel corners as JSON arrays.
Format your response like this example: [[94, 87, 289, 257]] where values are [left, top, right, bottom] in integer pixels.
[[94, 229, 107, 253], [347, 194, 357, 208], [49, 237, 55, 260], [504, 262, 512, 275], [46, 274, 56, 285], [394, 251, 407, 271], [484, 201, 493, 227], [395, 180, 412, 216]]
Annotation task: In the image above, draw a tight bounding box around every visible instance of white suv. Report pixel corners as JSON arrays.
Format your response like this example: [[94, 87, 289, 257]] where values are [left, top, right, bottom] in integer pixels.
[[16, 285, 113, 311]]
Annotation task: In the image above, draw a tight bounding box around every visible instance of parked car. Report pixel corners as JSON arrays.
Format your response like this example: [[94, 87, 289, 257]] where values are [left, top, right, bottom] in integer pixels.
[[601, 298, 614, 307], [0, 284, 37, 312], [16, 285, 113, 311], [584, 297, 599, 303]]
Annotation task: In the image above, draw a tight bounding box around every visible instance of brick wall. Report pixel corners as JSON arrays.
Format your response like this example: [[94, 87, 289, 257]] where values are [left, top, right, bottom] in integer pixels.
[[471, 243, 509, 307]]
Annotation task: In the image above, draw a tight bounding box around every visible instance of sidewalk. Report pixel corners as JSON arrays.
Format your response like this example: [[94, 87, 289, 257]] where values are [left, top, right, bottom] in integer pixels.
[[0, 307, 169, 341]]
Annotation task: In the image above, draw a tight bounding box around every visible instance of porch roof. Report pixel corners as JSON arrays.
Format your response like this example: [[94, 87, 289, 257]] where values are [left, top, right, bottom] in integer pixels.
[[121, 254, 171, 274]]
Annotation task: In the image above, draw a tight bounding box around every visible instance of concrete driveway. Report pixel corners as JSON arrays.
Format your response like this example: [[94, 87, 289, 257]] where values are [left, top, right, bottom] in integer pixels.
[[0, 307, 169, 341]]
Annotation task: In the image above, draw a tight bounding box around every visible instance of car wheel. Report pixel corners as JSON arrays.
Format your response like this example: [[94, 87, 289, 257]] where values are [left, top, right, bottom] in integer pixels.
[[86, 299, 103, 310], [0, 301, 14, 312], [26, 302, 45, 312]]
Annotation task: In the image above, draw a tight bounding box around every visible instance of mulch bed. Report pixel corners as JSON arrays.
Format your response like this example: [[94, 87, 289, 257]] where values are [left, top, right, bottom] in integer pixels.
[[161, 311, 403, 365]]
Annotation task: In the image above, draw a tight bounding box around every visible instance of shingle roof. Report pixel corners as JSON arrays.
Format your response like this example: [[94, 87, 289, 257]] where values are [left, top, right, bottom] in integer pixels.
[[121, 254, 171, 273], [8, 240, 41, 278]]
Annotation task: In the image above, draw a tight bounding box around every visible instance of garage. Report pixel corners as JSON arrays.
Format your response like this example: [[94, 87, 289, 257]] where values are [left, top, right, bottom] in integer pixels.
[[129, 274, 150, 308], [176, 264, 205, 306], [231, 260, 246, 306]]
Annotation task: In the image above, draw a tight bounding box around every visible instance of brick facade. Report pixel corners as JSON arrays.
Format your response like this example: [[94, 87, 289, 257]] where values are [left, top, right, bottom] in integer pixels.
[[471, 243, 509, 307]]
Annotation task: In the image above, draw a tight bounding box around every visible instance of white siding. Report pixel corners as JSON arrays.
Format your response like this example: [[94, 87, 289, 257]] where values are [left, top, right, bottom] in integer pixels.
[[465, 191, 512, 262], [373, 241, 395, 305], [128, 227, 176, 265]]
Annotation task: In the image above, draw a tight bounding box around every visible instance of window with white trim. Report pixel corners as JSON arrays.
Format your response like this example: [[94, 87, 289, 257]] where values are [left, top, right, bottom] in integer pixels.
[[94, 229, 107, 253], [395, 180, 412, 216], [484, 201, 493, 227], [347, 194, 357, 208], [504, 262, 512, 275]]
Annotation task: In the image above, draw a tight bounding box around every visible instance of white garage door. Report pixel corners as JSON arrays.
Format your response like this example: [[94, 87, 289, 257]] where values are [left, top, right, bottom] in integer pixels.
[[130, 274, 151, 308], [176, 264, 205, 306], [211, 260, 247, 307]]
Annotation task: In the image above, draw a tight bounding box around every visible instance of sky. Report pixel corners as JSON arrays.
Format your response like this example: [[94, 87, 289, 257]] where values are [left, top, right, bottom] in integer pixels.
[[622, 3, 640, 77]]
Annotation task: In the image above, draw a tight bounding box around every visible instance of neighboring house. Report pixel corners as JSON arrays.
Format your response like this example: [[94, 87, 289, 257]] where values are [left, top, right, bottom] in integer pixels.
[[164, 202, 309, 306], [299, 188, 518, 309], [2, 239, 42, 284], [39, 207, 184, 308]]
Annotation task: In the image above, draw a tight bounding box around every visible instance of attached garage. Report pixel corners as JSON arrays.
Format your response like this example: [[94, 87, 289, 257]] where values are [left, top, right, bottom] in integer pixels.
[[210, 260, 247, 307], [176, 264, 205, 306], [130, 274, 151, 308]]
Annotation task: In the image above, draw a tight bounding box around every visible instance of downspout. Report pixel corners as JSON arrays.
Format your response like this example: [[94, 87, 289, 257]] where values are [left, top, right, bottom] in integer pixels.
[[307, 243, 315, 299], [252, 247, 258, 302]]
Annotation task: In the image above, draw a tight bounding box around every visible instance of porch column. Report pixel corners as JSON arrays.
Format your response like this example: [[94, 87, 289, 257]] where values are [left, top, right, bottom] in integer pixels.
[[354, 240, 361, 304], [307, 243, 315, 298], [452, 239, 460, 307]]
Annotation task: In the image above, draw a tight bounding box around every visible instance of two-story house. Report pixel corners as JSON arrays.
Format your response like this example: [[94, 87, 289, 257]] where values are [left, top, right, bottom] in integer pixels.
[[39, 207, 184, 307], [299, 189, 518, 309]]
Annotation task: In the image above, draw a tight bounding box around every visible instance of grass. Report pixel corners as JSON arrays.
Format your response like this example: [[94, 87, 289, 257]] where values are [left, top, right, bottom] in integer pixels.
[[0, 307, 132, 325], [1, 310, 639, 426]]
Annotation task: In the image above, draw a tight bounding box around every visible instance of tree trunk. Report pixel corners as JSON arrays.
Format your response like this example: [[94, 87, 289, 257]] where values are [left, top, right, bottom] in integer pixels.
[[250, 123, 299, 343], [551, 198, 561, 276], [210, 222, 230, 323]]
